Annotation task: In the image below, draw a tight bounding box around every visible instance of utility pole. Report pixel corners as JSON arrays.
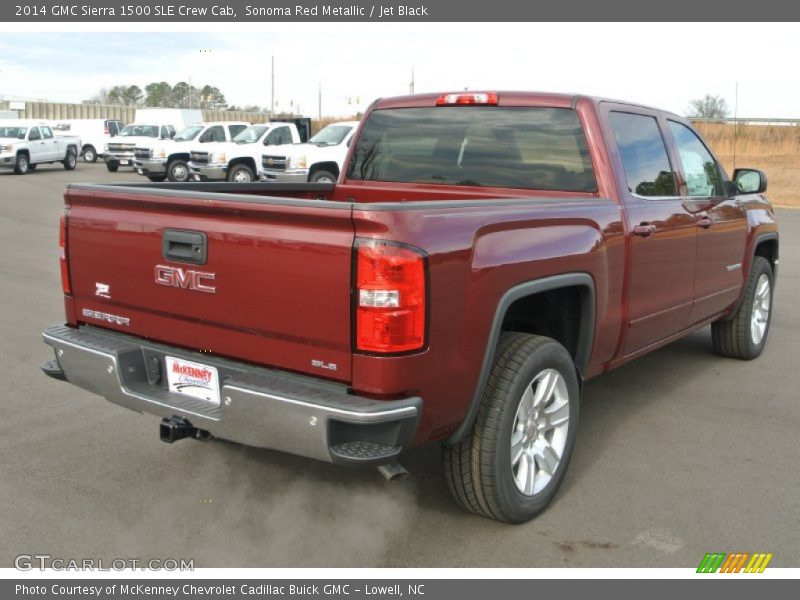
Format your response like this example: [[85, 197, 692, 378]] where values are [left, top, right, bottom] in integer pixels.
[[318, 82, 322, 120], [270, 55, 275, 117], [409, 67, 415, 94]]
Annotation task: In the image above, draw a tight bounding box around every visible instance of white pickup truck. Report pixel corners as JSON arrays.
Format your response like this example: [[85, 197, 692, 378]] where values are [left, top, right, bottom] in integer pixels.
[[260, 121, 359, 183], [0, 121, 81, 175], [188, 122, 303, 183], [132, 121, 249, 182]]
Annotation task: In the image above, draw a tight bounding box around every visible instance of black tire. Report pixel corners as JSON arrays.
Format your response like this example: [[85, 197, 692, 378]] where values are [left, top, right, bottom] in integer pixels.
[[443, 332, 580, 523], [166, 159, 190, 182], [13, 153, 30, 175], [106, 161, 119, 173], [309, 169, 337, 183], [82, 145, 97, 163], [63, 149, 77, 170], [227, 164, 254, 183], [147, 175, 166, 182], [712, 256, 774, 360]]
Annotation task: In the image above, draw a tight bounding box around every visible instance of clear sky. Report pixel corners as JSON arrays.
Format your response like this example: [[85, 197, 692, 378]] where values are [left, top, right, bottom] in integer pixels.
[[0, 23, 797, 118]]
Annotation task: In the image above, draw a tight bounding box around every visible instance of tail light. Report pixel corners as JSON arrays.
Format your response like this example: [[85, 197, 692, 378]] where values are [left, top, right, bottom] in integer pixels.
[[355, 239, 427, 353], [59, 209, 71, 295], [436, 92, 498, 106]]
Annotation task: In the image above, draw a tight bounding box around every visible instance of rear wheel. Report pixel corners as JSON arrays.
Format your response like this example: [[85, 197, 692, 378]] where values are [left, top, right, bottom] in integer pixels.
[[712, 256, 774, 360], [443, 332, 580, 523], [82, 145, 97, 163], [167, 159, 190, 182], [14, 153, 30, 175], [63, 148, 77, 170], [309, 169, 337, 183], [227, 164, 254, 183], [106, 161, 119, 173]]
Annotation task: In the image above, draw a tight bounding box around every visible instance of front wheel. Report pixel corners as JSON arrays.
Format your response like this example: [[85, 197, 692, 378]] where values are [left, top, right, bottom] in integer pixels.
[[167, 159, 190, 182], [712, 256, 774, 360], [105, 161, 119, 173], [227, 164, 254, 183], [309, 169, 337, 183], [443, 333, 580, 523], [14, 153, 30, 175], [63, 149, 77, 170]]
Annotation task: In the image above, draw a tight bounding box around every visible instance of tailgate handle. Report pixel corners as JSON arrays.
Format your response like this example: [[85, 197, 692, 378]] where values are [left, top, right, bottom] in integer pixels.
[[162, 230, 207, 265]]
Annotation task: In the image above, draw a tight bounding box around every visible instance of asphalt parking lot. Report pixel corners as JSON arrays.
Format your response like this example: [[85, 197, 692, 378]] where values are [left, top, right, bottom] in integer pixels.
[[1, 161, 798, 568]]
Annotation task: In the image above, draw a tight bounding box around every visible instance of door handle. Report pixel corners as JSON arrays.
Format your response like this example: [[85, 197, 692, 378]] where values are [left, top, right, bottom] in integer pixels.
[[697, 216, 712, 229], [632, 223, 656, 237]]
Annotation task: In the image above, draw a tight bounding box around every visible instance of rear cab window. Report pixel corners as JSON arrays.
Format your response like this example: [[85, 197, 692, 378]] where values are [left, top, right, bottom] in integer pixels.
[[347, 106, 597, 192]]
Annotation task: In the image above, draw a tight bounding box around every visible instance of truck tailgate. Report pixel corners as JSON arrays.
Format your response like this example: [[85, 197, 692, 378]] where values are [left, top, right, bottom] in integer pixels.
[[64, 185, 354, 382]]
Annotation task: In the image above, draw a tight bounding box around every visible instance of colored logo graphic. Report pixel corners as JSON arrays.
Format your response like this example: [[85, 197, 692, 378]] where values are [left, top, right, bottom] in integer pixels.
[[697, 552, 773, 573]]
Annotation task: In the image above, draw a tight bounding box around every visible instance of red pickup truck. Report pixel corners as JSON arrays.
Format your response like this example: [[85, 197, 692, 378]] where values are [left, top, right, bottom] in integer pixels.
[[42, 91, 778, 523]]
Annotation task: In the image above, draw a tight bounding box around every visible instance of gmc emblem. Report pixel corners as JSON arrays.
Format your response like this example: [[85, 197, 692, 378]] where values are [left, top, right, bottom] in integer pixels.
[[155, 265, 216, 294]]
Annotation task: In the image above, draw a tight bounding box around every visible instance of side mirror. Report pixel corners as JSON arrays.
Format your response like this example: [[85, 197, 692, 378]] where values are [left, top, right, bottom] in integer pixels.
[[733, 168, 767, 194]]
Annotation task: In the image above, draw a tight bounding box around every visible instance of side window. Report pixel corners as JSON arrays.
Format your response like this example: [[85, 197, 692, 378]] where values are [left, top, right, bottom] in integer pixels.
[[28, 128, 41, 141], [668, 121, 723, 197], [265, 126, 290, 145], [200, 126, 225, 142], [228, 124, 247, 138], [610, 112, 676, 197], [160, 126, 169, 139], [108, 121, 119, 136], [41, 126, 54, 139], [168, 125, 176, 138]]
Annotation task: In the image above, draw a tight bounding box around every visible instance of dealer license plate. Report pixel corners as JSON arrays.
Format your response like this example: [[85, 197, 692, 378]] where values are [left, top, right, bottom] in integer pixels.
[[120, 160, 130, 165], [165, 356, 220, 405]]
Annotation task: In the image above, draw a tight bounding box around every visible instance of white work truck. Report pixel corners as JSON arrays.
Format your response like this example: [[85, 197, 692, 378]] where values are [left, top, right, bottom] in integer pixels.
[[0, 121, 81, 175], [260, 121, 359, 183], [188, 121, 304, 183], [104, 108, 203, 173], [132, 121, 249, 182], [53, 119, 125, 163]]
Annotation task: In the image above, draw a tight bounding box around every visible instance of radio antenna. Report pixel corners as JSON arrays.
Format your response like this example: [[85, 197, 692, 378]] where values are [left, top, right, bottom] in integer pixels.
[[732, 82, 738, 171]]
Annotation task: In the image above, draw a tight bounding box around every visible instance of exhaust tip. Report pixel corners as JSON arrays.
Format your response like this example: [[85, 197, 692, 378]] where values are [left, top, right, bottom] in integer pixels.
[[377, 461, 409, 482]]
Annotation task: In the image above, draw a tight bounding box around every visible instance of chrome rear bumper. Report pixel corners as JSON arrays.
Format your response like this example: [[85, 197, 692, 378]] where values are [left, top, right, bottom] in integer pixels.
[[42, 325, 421, 465]]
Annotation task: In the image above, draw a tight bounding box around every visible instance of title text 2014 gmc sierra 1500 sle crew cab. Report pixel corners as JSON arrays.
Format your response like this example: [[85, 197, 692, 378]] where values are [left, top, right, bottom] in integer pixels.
[[41, 91, 778, 523]]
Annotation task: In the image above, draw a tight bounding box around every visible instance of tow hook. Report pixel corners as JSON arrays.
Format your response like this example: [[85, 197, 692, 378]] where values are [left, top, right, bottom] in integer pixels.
[[159, 415, 199, 443], [377, 461, 409, 482]]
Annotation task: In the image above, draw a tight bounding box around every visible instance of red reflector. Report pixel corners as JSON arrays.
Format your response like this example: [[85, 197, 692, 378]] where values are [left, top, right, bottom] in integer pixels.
[[59, 211, 71, 295], [436, 92, 498, 106], [355, 240, 426, 353]]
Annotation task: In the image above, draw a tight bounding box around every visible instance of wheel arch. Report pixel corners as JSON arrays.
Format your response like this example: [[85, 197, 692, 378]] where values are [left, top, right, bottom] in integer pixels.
[[753, 232, 779, 279], [167, 152, 191, 163], [309, 161, 339, 178], [445, 273, 596, 445], [228, 156, 257, 171]]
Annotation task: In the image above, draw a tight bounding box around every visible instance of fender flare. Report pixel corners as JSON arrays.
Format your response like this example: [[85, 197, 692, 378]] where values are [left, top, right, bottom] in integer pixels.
[[751, 232, 779, 278], [445, 273, 596, 445]]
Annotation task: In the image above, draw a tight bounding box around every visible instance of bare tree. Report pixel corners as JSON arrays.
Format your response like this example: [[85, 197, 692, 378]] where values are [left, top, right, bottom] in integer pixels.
[[83, 87, 111, 105], [687, 94, 729, 119]]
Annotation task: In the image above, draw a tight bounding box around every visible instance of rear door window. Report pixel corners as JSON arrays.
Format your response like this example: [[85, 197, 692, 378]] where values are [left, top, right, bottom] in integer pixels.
[[347, 107, 597, 192], [41, 126, 54, 139], [609, 112, 677, 197], [28, 128, 41, 141]]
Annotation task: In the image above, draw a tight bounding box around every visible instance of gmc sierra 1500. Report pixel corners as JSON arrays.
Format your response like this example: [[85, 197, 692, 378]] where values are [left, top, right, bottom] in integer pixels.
[[41, 91, 778, 522]]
